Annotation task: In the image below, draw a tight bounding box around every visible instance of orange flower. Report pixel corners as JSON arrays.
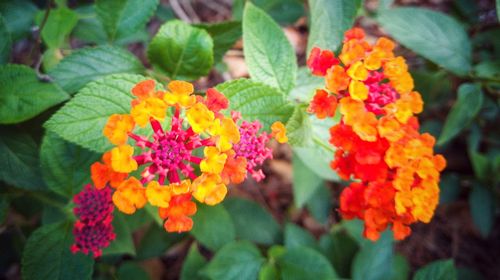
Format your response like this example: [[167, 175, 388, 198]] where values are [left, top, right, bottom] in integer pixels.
[[307, 47, 339, 76], [112, 177, 147, 214], [111, 145, 137, 173], [271, 121, 288, 143], [326, 65, 350, 93], [200, 146, 227, 174], [164, 80, 196, 107], [130, 97, 167, 127], [186, 102, 215, 133], [132, 79, 156, 99], [145, 181, 172, 208], [159, 193, 197, 232], [90, 152, 128, 189], [192, 173, 227, 205], [103, 114, 135, 145], [308, 89, 338, 119], [220, 150, 247, 185]]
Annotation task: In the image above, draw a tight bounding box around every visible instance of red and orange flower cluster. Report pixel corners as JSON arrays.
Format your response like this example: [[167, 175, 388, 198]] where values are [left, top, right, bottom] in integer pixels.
[[71, 79, 286, 258], [307, 28, 446, 241]]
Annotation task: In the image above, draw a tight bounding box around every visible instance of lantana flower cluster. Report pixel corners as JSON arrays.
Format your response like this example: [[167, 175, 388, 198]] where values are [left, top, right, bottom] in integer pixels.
[[71, 79, 287, 258], [307, 28, 446, 241]]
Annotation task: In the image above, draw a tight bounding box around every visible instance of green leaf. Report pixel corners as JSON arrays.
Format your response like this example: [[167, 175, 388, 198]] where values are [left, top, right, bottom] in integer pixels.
[[102, 212, 136, 256], [289, 67, 324, 103], [352, 231, 394, 280], [202, 241, 265, 280], [307, 0, 361, 54], [0, 14, 11, 64], [286, 106, 312, 146], [277, 246, 338, 280], [21, 222, 94, 280], [469, 183, 495, 237], [258, 263, 279, 280], [243, 2, 297, 94], [148, 20, 214, 80], [377, 7, 471, 76], [0, 64, 69, 124], [223, 197, 281, 245], [40, 132, 100, 198], [0, 196, 8, 224], [439, 173, 461, 204], [49, 45, 145, 93], [0, 128, 46, 190], [44, 74, 148, 152], [390, 254, 410, 280], [233, 0, 305, 25], [0, 0, 38, 41], [438, 84, 483, 145], [38, 8, 78, 48], [191, 203, 235, 251], [215, 78, 294, 130], [319, 231, 359, 278], [284, 223, 317, 250], [136, 223, 184, 260], [96, 0, 158, 42], [306, 184, 332, 224], [181, 244, 209, 280], [497, 0, 500, 22], [117, 262, 150, 280], [413, 259, 457, 280], [196, 21, 242, 63], [469, 152, 490, 182], [292, 153, 323, 207]]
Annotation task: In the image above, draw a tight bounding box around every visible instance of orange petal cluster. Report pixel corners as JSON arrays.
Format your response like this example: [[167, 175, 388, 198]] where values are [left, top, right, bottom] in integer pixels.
[[308, 28, 446, 241]]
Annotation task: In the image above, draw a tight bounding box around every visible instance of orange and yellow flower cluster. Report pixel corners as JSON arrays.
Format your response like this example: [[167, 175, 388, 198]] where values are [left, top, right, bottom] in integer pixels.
[[307, 28, 446, 241], [79, 79, 285, 236]]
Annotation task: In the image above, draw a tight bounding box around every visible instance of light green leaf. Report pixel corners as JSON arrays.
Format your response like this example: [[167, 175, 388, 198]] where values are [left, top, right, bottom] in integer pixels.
[[96, 0, 158, 42], [390, 254, 410, 280], [377, 7, 471, 76], [469, 183, 495, 237], [277, 246, 338, 280], [181, 244, 209, 280], [438, 84, 483, 145], [38, 8, 78, 48], [319, 230, 359, 278], [286, 106, 312, 146], [284, 223, 317, 250], [292, 153, 323, 207], [0, 14, 11, 64], [0, 64, 69, 124], [196, 21, 242, 63], [21, 222, 94, 280], [352, 231, 394, 280], [102, 212, 136, 256], [40, 132, 100, 198], [289, 67, 324, 103], [44, 74, 148, 152], [0, 0, 38, 41], [306, 184, 332, 224], [413, 259, 457, 280], [49, 45, 145, 93], [243, 2, 297, 94], [148, 20, 214, 80], [202, 241, 265, 280], [223, 197, 281, 245], [258, 263, 279, 280], [307, 0, 361, 54], [215, 78, 294, 130], [0, 128, 46, 190], [191, 204, 235, 251]]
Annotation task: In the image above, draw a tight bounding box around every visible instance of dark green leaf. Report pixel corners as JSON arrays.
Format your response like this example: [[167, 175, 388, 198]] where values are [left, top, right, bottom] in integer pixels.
[[44, 74, 148, 152], [102, 212, 136, 256], [292, 153, 323, 207], [181, 244, 209, 280], [307, 0, 361, 54], [21, 222, 94, 280], [306, 184, 332, 224], [0, 14, 11, 64], [277, 246, 338, 280], [49, 46, 145, 93], [352, 231, 394, 280], [469, 152, 490, 182], [38, 8, 78, 48], [191, 203, 235, 251], [377, 8, 471, 76], [223, 197, 281, 245], [196, 21, 242, 63], [0, 196, 9, 224], [148, 20, 214, 80], [0, 0, 38, 41], [438, 84, 483, 145], [136, 223, 184, 260], [439, 173, 461, 204], [215, 78, 294, 130], [0, 128, 45, 190], [233, 0, 305, 25], [319, 230, 359, 278], [96, 0, 158, 42], [284, 223, 317, 250], [40, 131, 100, 198], [413, 259, 457, 280], [202, 241, 265, 280], [390, 254, 410, 280], [0, 64, 69, 124], [469, 183, 495, 237], [117, 262, 150, 280], [497, 0, 500, 22], [457, 267, 484, 280], [243, 2, 297, 94]]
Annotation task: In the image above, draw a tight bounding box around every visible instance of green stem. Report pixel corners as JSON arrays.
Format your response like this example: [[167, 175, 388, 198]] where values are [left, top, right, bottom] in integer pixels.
[[313, 136, 335, 153]]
